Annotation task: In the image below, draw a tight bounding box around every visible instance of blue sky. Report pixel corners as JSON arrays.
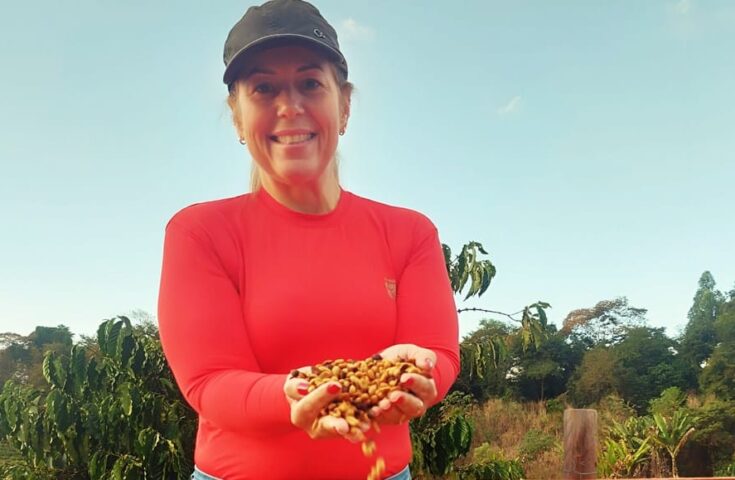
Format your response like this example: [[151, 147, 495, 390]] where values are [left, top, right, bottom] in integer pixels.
[[1, 0, 734, 340]]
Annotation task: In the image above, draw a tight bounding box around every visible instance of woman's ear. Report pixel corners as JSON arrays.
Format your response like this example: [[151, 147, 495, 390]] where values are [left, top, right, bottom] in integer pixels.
[[227, 87, 245, 140], [340, 88, 352, 132]]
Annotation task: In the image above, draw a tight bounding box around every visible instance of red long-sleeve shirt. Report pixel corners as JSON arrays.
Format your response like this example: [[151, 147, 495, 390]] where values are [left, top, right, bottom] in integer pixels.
[[157, 187, 459, 479]]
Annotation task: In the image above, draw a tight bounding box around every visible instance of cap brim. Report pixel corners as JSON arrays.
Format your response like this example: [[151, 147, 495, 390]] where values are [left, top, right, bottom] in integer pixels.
[[223, 34, 345, 85]]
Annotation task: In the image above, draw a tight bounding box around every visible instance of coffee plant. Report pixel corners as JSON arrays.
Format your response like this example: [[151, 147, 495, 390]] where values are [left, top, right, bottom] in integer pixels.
[[410, 391, 474, 477], [0, 317, 196, 479]]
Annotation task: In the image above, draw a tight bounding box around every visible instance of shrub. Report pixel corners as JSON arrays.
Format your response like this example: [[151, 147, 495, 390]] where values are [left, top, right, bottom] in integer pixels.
[[0, 317, 197, 479], [519, 429, 557, 462]]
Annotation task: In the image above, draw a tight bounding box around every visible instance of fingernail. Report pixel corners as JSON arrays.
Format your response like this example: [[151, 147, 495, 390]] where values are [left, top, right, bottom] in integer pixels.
[[402, 377, 414, 387], [393, 395, 404, 404], [327, 384, 341, 395], [297, 385, 309, 396]]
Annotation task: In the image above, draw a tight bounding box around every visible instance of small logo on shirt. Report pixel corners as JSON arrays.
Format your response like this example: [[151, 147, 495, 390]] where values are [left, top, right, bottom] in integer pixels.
[[385, 278, 396, 299]]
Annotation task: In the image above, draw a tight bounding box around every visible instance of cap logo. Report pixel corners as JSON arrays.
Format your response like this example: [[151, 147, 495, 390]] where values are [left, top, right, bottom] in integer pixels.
[[313, 28, 325, 38]]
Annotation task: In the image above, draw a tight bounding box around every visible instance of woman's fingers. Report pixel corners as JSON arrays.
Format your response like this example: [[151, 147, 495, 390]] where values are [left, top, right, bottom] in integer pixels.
[[379, 344, 437, 373], [399, 373, 437, 405], [290, 382, 341, 429], [284, 376, 313, 402], [410, 348, 437, 373]]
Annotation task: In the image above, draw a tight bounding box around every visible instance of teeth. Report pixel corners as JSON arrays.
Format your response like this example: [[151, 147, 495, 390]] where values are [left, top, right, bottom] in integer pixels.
[[274, 134, 313, 144]]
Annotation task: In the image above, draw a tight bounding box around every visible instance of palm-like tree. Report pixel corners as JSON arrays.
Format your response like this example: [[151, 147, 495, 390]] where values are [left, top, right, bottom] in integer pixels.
[[650, 410, 696, 477]]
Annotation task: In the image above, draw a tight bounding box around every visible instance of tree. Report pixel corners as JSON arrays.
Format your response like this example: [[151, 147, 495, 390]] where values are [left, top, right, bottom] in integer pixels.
[[567, 347, 619, 406], [511, 324, 582, 401], [684, 400, 735, 476], [679, 272, 725, 386], [28, 325, 72, 349], [454, 320, 512, 402], [561, 297, 647, 348], [0, 326, 74, 390], [613, 327, 687, 412], [650, 410, 697, 477], [700, 298, 735, 399]]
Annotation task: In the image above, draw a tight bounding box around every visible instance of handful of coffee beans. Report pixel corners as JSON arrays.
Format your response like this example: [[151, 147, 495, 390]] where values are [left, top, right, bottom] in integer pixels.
[[290, 354, 430, 480]]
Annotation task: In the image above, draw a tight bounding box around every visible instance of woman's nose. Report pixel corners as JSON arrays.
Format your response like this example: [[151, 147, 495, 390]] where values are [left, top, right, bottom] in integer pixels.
[[276, 88, 304, 118]]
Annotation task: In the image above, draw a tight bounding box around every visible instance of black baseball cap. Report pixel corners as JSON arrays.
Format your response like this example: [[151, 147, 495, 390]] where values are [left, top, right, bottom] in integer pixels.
[[223, 0, 348, 86]]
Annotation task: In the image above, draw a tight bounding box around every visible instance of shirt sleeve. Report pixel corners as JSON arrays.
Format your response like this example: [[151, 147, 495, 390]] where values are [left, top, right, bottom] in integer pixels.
[[157, 219, 294, 435], [394, 215, 460, 405]]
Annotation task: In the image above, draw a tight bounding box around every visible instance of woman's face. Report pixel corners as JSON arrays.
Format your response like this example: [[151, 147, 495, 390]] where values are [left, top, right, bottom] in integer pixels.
[[231, 45, 349, 188]]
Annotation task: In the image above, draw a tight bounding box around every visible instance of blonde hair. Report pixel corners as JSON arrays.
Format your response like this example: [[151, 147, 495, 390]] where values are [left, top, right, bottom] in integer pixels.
[[226, 62, 354, 192]]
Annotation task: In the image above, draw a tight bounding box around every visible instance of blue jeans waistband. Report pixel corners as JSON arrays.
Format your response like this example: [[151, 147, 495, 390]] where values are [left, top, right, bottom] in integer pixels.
[[191, 464, 411, 479]]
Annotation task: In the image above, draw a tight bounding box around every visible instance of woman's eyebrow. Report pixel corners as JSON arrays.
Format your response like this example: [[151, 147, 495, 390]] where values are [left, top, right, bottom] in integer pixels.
[[243, 64, 323, 80], [242, 67, 275, 79], [297, 63, 323, 73]]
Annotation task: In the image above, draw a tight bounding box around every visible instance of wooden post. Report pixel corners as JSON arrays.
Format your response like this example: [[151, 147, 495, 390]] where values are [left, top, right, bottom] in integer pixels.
[[563, 408, 597, 480]]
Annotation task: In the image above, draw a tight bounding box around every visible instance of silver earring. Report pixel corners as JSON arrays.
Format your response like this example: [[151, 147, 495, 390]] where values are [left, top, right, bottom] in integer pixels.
[[239, 138, 246, 145], [339, 129, 345, 136]]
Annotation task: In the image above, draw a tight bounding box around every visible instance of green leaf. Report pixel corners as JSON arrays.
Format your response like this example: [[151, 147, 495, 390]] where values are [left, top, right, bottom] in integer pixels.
[[135, 428, 160, 458], [119, 384, 133, 417], [112, 456, 126, 480], [41, 351, 56, 387], [107, 321, 124, 359]]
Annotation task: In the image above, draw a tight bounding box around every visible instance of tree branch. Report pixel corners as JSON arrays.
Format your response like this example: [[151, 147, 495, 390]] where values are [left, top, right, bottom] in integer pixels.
[[457, 307, 522, 323]]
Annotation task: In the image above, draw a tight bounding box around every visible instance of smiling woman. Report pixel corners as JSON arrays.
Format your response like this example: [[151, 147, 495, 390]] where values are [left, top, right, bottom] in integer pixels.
[[156, 1, 460, 479], [226, 45, 353, 210]]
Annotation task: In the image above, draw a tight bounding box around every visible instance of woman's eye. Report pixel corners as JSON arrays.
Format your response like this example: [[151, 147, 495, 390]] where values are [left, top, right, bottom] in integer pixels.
[[303, 78, 322, 90], [254, 83, 274, 94]]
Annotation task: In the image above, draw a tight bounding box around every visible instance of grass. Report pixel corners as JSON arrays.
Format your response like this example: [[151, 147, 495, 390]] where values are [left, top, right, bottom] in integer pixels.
[[461, 399, 565, 478]]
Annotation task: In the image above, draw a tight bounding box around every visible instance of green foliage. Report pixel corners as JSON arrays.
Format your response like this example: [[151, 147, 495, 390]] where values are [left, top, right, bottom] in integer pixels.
[[456, 458, 524, 480], [410, 392, 474, 477], [443, 242, 496, 300], [567, 347, 619, 406], [0, 325, 75, 390], [601, 416, 660, 477], [28, 325, 73, 349], [597, 436, 652, 478], [700, 297, 735, 399], [456, 443, 524, 479], [454, 320, 511, 402], [612, 327, 687, 412], [0, 317, 196, 479], [686, 399, 735, 474], [680, 271, 725, 385], [511, 326, 580, 402], [519, 302, 551, 352], [716, 459, 735, 476], [599, 406, 698, 478], [649, 410, 696, 477], [648, 387, 686, 417], [545, 396, 565, 414], [518, 429, 557, 462]]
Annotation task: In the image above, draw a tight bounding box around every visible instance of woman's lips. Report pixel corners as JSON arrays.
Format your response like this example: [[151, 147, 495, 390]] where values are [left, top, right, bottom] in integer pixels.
[[270, 133, 316, 145]]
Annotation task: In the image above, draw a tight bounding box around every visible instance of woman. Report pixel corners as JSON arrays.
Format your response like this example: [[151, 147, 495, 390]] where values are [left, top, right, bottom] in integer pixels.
[[157, 1, 459, 478]]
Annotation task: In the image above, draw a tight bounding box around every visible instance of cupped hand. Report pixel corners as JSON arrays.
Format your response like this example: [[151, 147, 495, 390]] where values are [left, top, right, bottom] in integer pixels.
[[284, 367, 370, 443], [369, 344, 438, 425]]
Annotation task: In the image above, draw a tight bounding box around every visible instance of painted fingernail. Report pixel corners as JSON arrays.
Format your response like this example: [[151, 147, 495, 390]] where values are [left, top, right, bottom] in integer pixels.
[[297, 385, 309, 396], [327, 384, 341, 395], [393, 395, 404, 404], [402, 377, 414, 387]]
